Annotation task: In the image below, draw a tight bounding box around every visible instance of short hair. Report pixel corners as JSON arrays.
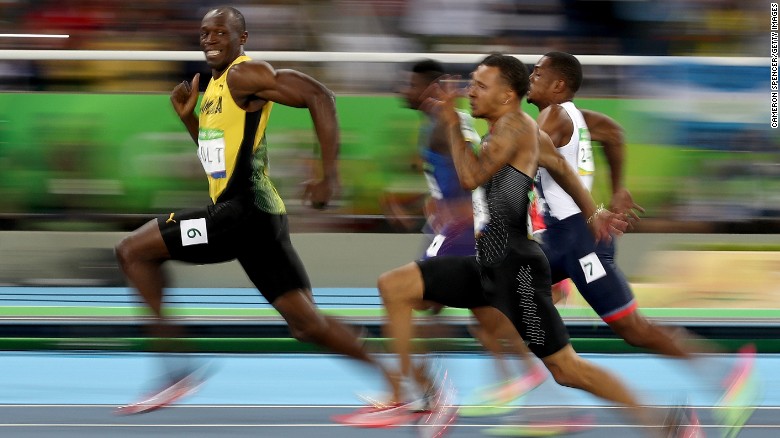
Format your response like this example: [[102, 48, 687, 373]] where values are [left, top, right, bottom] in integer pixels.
[[209, 6, 246, 33], [409, 59, 444, 84], [478, 53, 529, 98], [542, 51, 583, 93]]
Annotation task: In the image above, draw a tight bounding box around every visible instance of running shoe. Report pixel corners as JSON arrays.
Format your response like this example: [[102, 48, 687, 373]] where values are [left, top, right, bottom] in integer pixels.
[[716, 344, 759, 438], [332, 401, 428, 428], [417, 370, 458, 438], [460, 364, 547, 417], [665, 405, 705, 438], [115, 369, 205, 415]]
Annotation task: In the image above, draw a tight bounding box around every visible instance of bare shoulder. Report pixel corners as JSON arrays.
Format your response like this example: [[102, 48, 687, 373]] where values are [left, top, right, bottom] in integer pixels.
[[226, 60, 275, 92], [494, 111, 532, 136], [538, 104, 570, 128], [581, 109, 620, 131]]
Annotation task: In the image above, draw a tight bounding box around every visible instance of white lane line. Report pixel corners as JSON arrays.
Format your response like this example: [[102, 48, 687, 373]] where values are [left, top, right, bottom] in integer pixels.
[[0, 404, 779, 409]]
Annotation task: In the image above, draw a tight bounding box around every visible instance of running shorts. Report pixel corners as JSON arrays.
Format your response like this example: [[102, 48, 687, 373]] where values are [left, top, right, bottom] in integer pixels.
[[542, 213, 636, 323], [157, 197, 310, 303]]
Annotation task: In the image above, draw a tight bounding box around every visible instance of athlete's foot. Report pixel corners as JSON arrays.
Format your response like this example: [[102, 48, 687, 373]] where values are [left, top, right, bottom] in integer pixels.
[[664, 405, 704, 438], [337, 375, 432, 428], [115, 368, 206, 415], [355, 375, 428, 411], [333, 401, 429, 428], [716, 344, 759, 438], [721, 344, 756, 391], [461, 363, 547, 417], [492, 364, 547, 404], [416, 369, 458, 438]]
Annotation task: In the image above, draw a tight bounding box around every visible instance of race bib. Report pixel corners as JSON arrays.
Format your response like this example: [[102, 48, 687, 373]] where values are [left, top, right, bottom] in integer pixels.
[[198, 128, 227, 179], [180, 218, 209, 246], [577, 127, 595, 175], [426, 234, 446, 258], [578, 252, 606, 284]]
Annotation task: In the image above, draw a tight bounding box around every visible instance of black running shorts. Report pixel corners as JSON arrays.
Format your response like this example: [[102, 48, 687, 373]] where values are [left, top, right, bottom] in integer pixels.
[[416, 247, 570, 358], [157, 197, 310, 303]]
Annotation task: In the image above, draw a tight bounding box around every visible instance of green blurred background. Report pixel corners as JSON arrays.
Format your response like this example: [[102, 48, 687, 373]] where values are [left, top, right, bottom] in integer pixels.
[[1, 93, 775, 232]]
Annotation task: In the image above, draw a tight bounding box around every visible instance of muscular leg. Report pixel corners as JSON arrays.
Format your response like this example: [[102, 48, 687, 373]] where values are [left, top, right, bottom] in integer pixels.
[[377, 262, 432, 396], [272, 289, 403, 400], [608, 311, 718, 358], [115, 219, 171, 318], [470, 306, 536, 379], [542, 344, 665, 432], [115, 219, 187, 359]]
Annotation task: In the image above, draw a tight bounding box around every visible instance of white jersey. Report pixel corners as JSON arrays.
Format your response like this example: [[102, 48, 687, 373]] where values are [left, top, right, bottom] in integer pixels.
[[536, 101, 595, 220]]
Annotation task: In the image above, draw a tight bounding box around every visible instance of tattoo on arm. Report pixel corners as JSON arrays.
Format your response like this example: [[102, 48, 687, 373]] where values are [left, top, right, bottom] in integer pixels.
[[484, 113, 528, 170]]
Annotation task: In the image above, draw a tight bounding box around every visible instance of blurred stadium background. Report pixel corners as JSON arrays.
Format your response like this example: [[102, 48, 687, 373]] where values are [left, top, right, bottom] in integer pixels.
[[0, 0, 776, 311]]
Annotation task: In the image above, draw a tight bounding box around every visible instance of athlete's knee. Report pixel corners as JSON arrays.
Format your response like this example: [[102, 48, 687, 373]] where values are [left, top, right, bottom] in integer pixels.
[[377, 271, 397, 301], [377, 264, 422, 307], [115, 221, 168, 269], [547, 363, 576, 388], [114, 236, 137, 270]]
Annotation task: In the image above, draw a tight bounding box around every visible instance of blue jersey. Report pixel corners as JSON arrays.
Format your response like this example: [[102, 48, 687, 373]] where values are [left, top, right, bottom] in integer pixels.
[[420, 148, 471, 201], [419, 111, 480, 202]]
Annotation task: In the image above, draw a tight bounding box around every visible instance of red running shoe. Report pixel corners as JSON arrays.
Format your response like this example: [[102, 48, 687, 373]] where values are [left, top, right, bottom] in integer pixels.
[[333, 402, 428, 428], [115, 371, 205, 415], [417, 370, 459, 438]]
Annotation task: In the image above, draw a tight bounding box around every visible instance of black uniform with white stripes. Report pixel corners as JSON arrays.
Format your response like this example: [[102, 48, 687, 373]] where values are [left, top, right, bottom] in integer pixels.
[[417, 165, 570, 358]]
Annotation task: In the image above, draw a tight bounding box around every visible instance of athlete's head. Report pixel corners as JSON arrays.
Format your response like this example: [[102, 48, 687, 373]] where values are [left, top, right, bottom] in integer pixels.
[[527, 52, 582, 109], [200, 7, 248, 74], [468, 53, 528, 120], [400, 59, 444, 110]]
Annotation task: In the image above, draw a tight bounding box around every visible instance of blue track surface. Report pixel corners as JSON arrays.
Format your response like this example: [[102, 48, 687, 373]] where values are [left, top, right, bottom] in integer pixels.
[[0, 351, 775, 407], [0, 287, 380, 308], [0, 351, 775, 437]]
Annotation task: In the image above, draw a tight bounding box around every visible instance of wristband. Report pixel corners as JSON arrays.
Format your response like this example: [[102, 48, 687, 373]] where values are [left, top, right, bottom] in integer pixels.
[[586, 204, 606, 224]]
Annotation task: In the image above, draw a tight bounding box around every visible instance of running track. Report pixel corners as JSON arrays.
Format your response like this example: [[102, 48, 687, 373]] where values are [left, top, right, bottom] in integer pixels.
[[0, 351, 776, 437]]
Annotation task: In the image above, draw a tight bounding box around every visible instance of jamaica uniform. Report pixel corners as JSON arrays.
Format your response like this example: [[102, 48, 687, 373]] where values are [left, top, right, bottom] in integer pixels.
[[417, 133, 570, 358], [158, 55, 309, 303]]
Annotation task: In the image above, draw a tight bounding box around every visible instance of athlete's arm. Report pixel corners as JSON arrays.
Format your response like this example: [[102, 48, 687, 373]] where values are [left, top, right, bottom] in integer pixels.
[[537, 130, 626, 240], [171, 73, 201, 144], [419, 79, 515, 189], [581, 109, 624, 194], [581, 109, 644, 222], [446, 112, 523, 190], [536, 104, 573, 148], [228, 61, 340, 208]]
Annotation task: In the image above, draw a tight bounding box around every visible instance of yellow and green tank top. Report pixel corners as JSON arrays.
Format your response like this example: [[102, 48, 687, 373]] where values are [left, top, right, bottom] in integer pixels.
[[197, 55, 285, 213]]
